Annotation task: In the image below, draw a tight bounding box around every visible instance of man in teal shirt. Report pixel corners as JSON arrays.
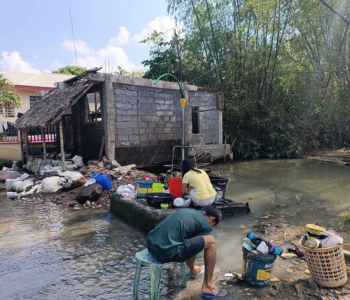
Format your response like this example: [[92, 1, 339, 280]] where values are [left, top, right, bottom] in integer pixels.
[[147, 206, 227, 298]]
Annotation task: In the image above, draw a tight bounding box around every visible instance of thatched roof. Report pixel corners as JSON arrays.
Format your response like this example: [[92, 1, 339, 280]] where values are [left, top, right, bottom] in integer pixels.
[[16, 80, 93, 129]]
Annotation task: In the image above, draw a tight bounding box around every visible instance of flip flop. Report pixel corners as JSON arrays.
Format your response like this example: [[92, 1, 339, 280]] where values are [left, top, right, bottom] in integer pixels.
[[202, 289, 227, 298]]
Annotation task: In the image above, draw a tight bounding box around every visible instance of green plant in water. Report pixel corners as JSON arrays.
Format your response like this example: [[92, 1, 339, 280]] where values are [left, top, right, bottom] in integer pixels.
[[292, 195, 302, 204], [338, 206, 350, 231], [270, 187, 277, 203]]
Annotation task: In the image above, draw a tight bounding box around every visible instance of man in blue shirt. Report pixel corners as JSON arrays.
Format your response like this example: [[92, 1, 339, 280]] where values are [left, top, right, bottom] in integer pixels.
[[147, 206, 227, 298]]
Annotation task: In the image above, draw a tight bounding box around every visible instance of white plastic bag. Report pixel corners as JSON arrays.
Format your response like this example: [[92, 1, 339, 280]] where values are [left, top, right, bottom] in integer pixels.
[[173, 197, 192, 208], [117, 185, 135, 195], [42, 177, 61, 193], [57, 171, 84, 181], [122, 192, 135, 199], [72, 155, 84, 167]]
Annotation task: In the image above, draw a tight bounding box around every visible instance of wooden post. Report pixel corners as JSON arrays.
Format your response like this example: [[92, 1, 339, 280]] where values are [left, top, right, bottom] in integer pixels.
[[59, 120, 66, 171], [25, 128, 30, 163], [41, 127, 47, 166]]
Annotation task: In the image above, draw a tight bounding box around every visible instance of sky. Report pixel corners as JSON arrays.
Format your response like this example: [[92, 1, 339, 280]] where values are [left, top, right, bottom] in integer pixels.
[[0, 0, 178, 74]]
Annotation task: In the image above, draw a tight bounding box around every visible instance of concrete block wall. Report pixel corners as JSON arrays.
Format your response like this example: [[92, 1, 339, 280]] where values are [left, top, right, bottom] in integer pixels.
[[189, 91, 220, 145], [113, 83, 183, 147]]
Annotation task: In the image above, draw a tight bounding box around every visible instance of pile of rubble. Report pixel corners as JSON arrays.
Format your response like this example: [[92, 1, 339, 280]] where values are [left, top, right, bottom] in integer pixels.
[[4, 155, 157, 211]]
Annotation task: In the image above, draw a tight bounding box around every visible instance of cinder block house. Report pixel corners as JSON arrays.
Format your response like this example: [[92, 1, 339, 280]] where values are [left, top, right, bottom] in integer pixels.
[[16, 68, 228, 165]]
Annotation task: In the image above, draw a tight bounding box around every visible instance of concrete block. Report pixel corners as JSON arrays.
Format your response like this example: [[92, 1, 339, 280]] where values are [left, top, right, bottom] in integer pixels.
[[139, 128, 146, 135], [156, 121, 166, 127], [158, 133, 166, 140], [155, 127, 165, 133], [139, 122, 147, 128], [128, 135, 140, 141], [165, 123, 174, 128], [118, 135, 128, 141], [155, 99, 165, 104], [147, 122, 156, 128], [156, 104, 171, 111], [146, 127, 155, 134], [148, 134, 157, 141], [114, 89, 127, 95], [140, 135, 148, 142], [114, 94, 127, 102], [142, 116, 160, 122], [163, 127, 172, 134], [127, 110, 138, 116], [156, 111, 173, 116]]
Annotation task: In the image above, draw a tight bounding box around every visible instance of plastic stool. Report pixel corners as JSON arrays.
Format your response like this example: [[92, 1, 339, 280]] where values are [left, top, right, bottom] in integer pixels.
[[133, 249, 187, 300]]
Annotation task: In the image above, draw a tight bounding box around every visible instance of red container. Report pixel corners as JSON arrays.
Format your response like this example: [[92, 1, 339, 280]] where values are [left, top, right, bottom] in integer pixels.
[[169, 178, 182, 199]]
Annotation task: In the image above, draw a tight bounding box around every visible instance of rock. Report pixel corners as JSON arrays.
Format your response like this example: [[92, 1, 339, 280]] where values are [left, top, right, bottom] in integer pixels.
[[71, 179, 86, 189], [62, 183, 72, 191], [111, 160, 121, 168], [73, 206, 82, 211], [68, 200, 78, 207], [86, 200, 91, 208], [56, 201, 63, 204], [294, 281, 305, 297], [75, 183, 103, 204]]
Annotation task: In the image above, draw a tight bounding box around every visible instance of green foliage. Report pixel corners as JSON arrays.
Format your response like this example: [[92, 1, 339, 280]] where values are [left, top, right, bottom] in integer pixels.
[[0, 74, 22, 108], [0, 159, 13, 169], [142, 0, 350, 158], [52, 65, 87, 75]]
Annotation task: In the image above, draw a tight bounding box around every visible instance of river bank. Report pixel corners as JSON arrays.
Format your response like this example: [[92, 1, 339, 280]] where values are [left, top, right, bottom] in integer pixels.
[[1, 159, 350, 299]]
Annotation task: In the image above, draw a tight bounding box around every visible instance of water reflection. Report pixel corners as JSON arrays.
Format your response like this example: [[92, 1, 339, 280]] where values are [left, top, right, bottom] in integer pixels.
[[0, 159, 350, 299]]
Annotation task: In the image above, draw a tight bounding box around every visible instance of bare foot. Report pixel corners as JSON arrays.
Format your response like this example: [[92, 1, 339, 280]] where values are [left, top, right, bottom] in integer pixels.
[[202, 284, 227, 297], [190, 265, 202, 276]]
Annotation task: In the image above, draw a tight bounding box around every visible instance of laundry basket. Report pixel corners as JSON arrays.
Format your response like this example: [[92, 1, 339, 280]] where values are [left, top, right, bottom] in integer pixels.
[[299, 238, 347, 288]]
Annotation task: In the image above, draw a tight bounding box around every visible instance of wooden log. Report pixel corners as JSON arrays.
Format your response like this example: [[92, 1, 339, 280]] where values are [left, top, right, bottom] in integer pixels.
[[112, 164, 136, 175], [59, 120, 66, 172], [25, 128, 30, 163], [41, 128, 47, 166], [98, 136, 105, 161]]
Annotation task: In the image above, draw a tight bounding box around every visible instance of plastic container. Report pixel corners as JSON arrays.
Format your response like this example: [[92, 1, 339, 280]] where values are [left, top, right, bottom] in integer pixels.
[[242, 247, 277, 287], [152, 183, 164, 193], [169, 178, 182, 199], [209, 176, 229, 199], [92, 173, 112, 190], [161, 203, 169, 210], [299, 238, 347, 288], [137, 178, 154, 199]]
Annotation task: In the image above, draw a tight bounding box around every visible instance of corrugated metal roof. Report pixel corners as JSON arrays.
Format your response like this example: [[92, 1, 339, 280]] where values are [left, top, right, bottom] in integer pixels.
[[0, 71, 74, 88]]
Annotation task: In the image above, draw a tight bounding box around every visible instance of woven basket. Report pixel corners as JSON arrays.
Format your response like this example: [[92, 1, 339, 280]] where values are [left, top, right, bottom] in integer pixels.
[[299, 238, 347, 288]]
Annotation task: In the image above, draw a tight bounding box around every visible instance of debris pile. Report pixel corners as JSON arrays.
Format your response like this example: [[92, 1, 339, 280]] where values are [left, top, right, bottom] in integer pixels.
[[4, 155, 157, 211]]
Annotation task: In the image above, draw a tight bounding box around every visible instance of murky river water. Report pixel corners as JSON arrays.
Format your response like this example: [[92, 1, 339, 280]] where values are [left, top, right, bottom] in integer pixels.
[[1, 159, 350, 299]]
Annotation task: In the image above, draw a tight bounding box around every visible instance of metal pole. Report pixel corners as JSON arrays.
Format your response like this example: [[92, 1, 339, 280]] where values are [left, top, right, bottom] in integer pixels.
[[181, 106, 185, 161]]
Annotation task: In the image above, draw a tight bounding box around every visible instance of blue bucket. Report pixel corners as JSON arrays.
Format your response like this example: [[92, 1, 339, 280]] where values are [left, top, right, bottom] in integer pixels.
[[137, 178, 154, 199], [242, 247, 277, 287]]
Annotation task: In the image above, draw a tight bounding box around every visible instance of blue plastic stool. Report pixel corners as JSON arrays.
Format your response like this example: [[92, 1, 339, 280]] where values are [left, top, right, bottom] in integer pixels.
[[133, 249, 187, 300]]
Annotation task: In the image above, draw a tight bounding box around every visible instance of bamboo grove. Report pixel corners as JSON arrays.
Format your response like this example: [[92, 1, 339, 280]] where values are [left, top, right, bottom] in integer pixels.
[[142, 0, 350, 159]]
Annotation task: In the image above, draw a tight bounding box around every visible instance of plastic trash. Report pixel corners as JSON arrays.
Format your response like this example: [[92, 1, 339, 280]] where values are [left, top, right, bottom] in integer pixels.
[[256, 241, 269, 255], [57, 171, 84, 181], [72, 155, 84, 167], [173, 197, 192, 208], [84, 179, 96, 187], [7, 192, 17, 199], [42, 177, 61, 193], [242, 238, 257, 252]]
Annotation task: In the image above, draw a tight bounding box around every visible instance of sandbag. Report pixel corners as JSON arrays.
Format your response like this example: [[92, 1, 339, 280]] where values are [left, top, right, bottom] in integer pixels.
[[117, 184, 135, 195], [57, 171, 84, 181], [42, 177, 61, 193], [6, 179, 33, 192], [72, 155, 84, 167]]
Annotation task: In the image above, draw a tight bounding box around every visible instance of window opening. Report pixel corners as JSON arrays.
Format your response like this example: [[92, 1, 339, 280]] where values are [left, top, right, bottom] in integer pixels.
[[192, 106, 199, 134], [30, 96, 42, 107]]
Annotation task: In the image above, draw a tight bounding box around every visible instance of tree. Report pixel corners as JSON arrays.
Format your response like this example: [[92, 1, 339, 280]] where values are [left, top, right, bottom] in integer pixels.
[[0, 74, 22, 108], [142, 0, 350, 158], [52, 65, 87, 75]]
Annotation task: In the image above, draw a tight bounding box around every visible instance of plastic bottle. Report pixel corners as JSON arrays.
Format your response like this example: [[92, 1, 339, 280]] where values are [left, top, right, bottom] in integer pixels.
[[247, 232, 267, 247]]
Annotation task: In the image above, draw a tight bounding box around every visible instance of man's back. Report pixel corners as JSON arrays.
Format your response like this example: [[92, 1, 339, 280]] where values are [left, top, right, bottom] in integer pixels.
[[147, 209, 212, 256]]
